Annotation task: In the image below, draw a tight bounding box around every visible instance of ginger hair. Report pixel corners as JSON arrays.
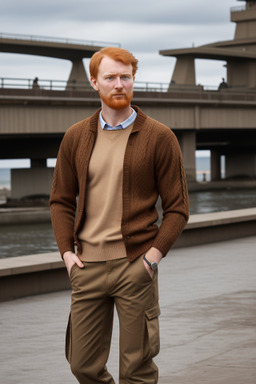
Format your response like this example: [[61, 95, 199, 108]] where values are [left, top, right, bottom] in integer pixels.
[[89, 47, 138, 79]]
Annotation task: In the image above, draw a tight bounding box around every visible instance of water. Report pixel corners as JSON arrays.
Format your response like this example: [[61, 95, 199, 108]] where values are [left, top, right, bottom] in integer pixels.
[[189, 189, 256, 214], [0, 168, 10, 189], [1, 188, 256, 259], [196, 156, 210, 181], [0, 162, 255, 259], [0, 223, 58, 259]]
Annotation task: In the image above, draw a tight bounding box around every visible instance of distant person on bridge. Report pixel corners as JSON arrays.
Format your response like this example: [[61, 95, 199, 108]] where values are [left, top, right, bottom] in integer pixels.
[[32, 77, 40, 89], [218, 77, 228, 90], [50, 47, 189, 384]]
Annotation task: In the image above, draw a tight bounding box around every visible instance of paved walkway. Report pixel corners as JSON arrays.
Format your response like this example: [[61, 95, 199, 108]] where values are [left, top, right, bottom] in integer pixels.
[[1, 236, 256, 383]]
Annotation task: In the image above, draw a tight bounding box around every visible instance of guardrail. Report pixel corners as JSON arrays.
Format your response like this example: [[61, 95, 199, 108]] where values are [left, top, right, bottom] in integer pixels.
[[0, 77, 170, 92], [0, 77, 80, 91], [133, 81, 169, 92], [3, 77, 255, 94], [230, 5, 246, 12], [0, 32, 120, 48]]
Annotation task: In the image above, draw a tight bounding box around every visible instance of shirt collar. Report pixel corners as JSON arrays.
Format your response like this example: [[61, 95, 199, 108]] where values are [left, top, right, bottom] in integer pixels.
[[99, 108, 137, 130]]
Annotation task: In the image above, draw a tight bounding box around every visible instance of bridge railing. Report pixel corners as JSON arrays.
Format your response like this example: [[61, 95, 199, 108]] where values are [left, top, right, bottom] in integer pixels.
[[0, 77, 170, 92], [0, 32, 120, 48], [133, 81, 169, 92], [230, 5, 246, 13], [0, 77, 74, 90]]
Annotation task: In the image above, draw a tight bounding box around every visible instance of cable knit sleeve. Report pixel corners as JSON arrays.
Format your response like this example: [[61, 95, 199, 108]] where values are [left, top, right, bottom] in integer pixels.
[[152, 127, 189, 256], [49, 127, 79, 257]]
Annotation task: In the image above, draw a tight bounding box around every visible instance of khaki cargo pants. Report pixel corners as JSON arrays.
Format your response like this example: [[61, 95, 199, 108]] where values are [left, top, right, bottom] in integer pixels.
[[66, 254, 160, 384]]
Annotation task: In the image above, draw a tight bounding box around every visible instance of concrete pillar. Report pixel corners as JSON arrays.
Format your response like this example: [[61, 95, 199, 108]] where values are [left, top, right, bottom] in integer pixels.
[[227, 61, 256, 88], [248, 61, 256, 88], [211, 150, 221, 181], [178, 131, 196, 182], [169, 56, 196, 88], [225, 152, 256, 179], [66, 59, 90, 91], [11, 159, 54, 199]]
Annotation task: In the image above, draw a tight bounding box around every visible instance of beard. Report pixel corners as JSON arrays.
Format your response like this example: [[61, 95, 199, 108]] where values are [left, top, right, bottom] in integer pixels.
[[99, 90, 133, 110]]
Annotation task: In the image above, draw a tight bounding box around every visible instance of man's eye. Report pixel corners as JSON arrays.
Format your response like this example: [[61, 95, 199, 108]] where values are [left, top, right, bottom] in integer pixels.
[[122, 76, 130, 80]]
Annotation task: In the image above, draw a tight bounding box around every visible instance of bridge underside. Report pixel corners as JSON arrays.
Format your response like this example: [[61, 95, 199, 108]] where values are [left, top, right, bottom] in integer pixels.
[[1, 131, 255, 199], [1, 90, 256, 198]]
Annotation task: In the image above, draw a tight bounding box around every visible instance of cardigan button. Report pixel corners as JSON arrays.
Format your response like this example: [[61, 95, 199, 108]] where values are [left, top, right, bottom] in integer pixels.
[[126, 235, 131, 239]]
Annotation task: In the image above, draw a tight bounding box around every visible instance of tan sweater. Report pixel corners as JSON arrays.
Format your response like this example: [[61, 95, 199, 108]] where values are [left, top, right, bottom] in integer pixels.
[[78, 122, 133, 261], [50, 106, 189, 262]]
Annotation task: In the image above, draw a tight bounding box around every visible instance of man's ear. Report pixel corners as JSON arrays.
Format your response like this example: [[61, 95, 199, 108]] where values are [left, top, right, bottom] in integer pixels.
[[90, 76, 98, 91]]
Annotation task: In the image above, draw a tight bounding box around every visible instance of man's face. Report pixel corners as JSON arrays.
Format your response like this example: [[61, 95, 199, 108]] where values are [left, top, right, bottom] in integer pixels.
[[90, 56, 135, 110]]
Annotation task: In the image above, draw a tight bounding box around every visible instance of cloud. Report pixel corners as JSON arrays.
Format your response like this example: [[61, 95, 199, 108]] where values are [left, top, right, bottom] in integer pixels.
[[0, 0, 237, 85], [1, 0, 234, 25]]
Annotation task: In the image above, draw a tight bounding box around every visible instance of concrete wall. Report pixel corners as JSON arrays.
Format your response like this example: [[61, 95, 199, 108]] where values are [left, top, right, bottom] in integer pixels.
[[11, 167, 54, 199], [225, 153, 256, 179], [1, 91, 256, 186]]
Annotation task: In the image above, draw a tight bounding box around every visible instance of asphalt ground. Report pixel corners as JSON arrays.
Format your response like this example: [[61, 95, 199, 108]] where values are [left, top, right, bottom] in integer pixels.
[[0, 236, 255, 384]]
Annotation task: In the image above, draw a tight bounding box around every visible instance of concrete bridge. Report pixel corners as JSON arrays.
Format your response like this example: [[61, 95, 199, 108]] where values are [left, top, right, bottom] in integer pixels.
[[1, 1, 256, 198], [1, 84, 256, 198], [0, 32, 119, 89]]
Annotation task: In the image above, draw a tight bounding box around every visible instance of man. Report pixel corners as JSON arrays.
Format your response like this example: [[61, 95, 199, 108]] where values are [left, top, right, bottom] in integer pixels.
[[50, 47, 189, 384]]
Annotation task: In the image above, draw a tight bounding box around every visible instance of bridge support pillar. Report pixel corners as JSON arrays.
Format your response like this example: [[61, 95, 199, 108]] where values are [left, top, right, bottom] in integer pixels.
[[11, 159, 54, 199], [169, 56, 196, 89], [178, 131, 196, 182], [225, 152, 256, 179], [211, 150, 221, 181], [66, 59, 90, 90]]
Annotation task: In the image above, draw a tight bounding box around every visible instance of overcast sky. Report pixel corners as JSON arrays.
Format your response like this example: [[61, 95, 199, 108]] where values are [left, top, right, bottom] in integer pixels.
[[0, 0, 240, 168], [0, 0, 238, 87]]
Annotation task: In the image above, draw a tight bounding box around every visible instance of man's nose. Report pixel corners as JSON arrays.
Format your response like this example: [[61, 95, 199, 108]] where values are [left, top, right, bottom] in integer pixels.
[[114, 77, 123, 89]]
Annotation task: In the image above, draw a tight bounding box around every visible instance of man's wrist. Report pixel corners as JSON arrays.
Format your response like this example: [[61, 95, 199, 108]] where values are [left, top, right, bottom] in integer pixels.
[[145, 247, 163, 264], [63, 251, 74, 261], [143, 255, 158, 271]]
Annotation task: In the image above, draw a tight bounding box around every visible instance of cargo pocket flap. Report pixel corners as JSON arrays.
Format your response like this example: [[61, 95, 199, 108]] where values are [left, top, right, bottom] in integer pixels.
[[145, 303, 161, 358], [145, 303, 161, 320]]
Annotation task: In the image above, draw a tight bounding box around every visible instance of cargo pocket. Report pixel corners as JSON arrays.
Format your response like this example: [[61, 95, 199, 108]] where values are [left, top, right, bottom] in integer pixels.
[[65, 313, 72, 363], [145, 303, 161, 358]]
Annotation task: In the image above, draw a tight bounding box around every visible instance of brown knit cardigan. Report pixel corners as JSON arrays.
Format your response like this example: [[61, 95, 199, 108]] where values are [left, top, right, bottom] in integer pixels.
[[50, 106, 189, 262]]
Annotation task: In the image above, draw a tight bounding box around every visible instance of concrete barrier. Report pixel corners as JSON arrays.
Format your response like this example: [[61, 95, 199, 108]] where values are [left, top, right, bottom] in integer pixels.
[[0, 207, 50, 225], [0, 208, 255, 301], [175, 207, 256, 248], [0, 253, 69, 301]]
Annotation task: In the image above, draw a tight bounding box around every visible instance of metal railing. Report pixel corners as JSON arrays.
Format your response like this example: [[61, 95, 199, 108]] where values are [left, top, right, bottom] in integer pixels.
[[133, 81, 169, 92], [0, 77, 77, 91], [204, 85, 219, 91], [1, 77, 227, 93], [230, 5, 246, 13], [0, 32, 120, 48], [0, 77, 170, 92]]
